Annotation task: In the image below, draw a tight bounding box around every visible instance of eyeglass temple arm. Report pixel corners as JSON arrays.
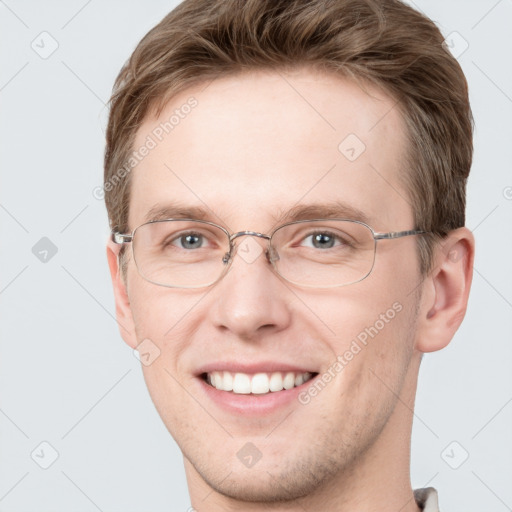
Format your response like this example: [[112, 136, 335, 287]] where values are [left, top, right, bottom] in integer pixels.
[[374, 230, 426, 240], [111, 232, 133, 244]]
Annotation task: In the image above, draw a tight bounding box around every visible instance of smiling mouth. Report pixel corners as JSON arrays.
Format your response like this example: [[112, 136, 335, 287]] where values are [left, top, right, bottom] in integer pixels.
[[202, 371, 318, 395]]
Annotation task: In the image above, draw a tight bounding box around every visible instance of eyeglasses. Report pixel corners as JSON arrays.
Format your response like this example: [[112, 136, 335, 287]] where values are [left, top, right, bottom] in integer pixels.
[[111, 219, 427, 289]]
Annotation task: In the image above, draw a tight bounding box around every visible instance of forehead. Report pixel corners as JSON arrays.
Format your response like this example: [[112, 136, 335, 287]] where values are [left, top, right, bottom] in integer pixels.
[[129, 68, 411, 232]]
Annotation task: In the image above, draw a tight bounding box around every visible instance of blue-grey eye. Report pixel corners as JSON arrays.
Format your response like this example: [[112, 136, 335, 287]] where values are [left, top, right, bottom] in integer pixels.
[[312, 233, 335, 248], [177, 233, 204, 249], [302, 231, 340, 249]]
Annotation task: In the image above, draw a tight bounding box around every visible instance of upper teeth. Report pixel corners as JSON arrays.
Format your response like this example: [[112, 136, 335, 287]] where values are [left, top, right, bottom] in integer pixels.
[[207, 371, 314, 394]]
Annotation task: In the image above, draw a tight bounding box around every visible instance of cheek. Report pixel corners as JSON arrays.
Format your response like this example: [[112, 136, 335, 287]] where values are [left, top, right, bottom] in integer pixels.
[[126, 275, 203, 414], [130, 285, 203, 440], [127, 267, 202, 342], [292, 266, 417, 402], [321, 296, 416, 433], [292, 273, 409, 350]]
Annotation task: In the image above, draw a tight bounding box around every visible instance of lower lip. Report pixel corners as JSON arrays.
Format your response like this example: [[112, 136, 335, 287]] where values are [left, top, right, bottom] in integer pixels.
[[197, 376, 318, 416]]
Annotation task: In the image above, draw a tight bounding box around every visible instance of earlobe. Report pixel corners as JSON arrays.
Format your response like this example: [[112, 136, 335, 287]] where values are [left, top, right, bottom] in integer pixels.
[[106, 241, 138, 349], [415, 227, 475, 353]]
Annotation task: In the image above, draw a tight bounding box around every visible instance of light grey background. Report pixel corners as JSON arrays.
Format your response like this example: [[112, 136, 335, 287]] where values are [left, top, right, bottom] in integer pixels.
[[0, 1, 511, 511]]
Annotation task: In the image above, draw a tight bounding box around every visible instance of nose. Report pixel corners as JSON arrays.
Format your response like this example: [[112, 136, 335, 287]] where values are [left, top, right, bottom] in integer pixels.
[[209, 235, 292, 341]]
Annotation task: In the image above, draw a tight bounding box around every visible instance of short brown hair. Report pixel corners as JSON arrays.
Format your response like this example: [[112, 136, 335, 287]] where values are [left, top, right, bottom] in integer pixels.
[[104, 0, 473, 274]]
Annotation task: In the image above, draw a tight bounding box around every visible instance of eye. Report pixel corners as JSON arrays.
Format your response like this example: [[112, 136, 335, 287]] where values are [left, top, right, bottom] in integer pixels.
[[301, 231, 344, 249], [170, 231, 207, 250]]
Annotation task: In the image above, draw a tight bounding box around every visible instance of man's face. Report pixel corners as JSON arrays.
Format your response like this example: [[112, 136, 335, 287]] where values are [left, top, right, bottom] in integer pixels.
[[115, 69, 425, 501]]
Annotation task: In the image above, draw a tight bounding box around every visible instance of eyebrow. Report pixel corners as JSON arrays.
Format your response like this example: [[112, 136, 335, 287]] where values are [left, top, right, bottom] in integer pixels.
[[272, 202, 370, 225], [143, 200, 370, 227], [144, 203, 215, 223]]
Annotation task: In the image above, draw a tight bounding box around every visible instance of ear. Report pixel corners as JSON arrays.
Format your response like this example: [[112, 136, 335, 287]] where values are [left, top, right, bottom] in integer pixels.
[[106, 240, 138, 349], [415, 227, 475, 353]]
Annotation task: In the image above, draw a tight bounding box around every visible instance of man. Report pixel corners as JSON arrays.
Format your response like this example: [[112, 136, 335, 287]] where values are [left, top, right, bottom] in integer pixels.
[[104, 0, 474, 510]]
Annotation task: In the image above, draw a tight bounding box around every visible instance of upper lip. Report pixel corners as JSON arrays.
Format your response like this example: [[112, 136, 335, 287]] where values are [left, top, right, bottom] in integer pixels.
[[196, 361, 318, 376]]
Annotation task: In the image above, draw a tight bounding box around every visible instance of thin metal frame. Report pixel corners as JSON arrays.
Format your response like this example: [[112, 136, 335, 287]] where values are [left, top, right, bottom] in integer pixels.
[[111, 218, 427, 288]]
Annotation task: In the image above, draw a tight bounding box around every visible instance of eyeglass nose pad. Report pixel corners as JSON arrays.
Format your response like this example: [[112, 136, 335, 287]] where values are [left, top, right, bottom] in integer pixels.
[[222, 241, 236, 265], [267, 245, 280, 263], [222, 250, 231, 264]]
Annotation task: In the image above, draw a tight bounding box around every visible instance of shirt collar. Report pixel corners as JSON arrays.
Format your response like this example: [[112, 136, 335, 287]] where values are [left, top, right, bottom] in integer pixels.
[[414, 487, 439, 511]]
